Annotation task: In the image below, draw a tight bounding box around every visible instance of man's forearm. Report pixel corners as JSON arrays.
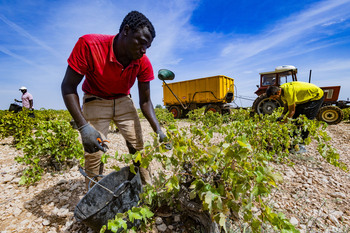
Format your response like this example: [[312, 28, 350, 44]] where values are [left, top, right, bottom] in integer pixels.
[[140, 102, 161, 133], [62, 93, 87, 128], [61, 66, 86, 128], [287, 104, 296, 118]]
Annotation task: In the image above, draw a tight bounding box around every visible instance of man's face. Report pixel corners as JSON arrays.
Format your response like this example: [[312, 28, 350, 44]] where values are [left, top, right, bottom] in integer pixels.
[[124, 26, 153, 60]]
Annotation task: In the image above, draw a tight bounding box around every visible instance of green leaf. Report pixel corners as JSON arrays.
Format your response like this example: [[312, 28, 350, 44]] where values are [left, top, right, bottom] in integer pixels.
[[203, 191, 215, 212], [134, 152, 142, 164], [166, 175, 179, 192], [108, 218, 127, 232], [130, 164, 136, 174], [128, 210, 142, 222], [189, 190, 197, 200], [256, 171, 264, 183], [101, 153, 108, 164], [140, 206, 154, 220], [219, 213, 226, 229], [208, 145, 220, 155], [99, 225, 106, 233]]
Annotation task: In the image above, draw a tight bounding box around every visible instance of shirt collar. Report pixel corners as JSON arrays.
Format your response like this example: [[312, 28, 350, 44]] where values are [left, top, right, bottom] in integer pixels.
[[109, 35, 118, 62]]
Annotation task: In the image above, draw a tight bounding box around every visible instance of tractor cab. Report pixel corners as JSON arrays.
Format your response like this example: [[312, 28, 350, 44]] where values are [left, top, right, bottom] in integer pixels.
[[255, 65, 298, 96]]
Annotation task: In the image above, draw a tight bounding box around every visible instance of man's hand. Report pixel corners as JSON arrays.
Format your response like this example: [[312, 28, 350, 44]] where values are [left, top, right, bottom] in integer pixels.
[[157, 130, 172, 150], [78, 123, 106, 153]]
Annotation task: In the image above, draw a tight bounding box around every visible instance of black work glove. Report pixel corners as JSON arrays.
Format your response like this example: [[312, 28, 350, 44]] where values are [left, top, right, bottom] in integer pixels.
[[157, 130, 172, 150], [78, 123, 106, 153]]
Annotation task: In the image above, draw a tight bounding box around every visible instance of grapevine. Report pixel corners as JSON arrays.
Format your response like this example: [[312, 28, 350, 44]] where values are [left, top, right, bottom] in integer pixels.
[[0, 109, 84, 185], [102, 108, 346, 233]]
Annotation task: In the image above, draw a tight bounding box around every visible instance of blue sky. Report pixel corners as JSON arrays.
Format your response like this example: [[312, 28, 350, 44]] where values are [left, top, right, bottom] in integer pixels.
[[1, 0, 350, 110]]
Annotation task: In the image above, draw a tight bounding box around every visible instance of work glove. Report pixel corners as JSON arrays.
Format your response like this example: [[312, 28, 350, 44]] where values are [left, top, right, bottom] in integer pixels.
[[78, 123, 106, 153], [157, 130, 172, 150]]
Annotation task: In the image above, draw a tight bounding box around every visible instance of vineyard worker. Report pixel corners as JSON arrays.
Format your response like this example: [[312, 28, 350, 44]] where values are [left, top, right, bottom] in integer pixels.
[[14, 86, 35, 118], [61, 11, 169, 189], [266, 81, 324, 153], [15, 86, 34, 110]]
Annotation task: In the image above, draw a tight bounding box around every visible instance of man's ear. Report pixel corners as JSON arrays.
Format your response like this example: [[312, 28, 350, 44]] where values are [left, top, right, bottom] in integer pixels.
[[123, 24, 130, 36]]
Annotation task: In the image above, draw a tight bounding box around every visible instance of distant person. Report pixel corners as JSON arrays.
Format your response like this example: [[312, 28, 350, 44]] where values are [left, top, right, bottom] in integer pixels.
[[14, 86, 35, 114], [266, 81, 324, 153], [14, 86, 35, 117], [61, 11, 170, 189]]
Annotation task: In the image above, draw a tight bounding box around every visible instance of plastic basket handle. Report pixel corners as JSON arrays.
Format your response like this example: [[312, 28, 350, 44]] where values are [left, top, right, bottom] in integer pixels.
[[114, 181, 131, 198], [78, 167, 115, 195]]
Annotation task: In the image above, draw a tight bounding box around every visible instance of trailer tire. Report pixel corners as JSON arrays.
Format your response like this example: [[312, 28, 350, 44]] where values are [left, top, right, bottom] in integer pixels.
[[252, 93, 283, 115], [169, 106, 182, 119], [205, 104, 222, 114], [317, 105, 344, 125]]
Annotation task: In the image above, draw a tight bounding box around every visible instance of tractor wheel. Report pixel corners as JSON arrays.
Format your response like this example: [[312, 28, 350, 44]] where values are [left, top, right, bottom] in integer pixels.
[[169, 106, 182, 119], [252, 93, 283, 115], [205, 104, 222, 114], [317, 105, 344, 125]]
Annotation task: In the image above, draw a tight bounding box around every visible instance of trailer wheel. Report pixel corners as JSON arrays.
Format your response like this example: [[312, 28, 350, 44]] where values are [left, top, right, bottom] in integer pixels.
[[205, 104, 222, 114], [169, 106, 182, 119], [317, 105, 344, 125], [252, 93, 283, 115]]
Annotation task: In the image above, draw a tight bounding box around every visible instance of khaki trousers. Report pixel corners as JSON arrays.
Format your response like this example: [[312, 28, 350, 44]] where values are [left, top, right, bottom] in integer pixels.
[[82, 94, 150, 189]]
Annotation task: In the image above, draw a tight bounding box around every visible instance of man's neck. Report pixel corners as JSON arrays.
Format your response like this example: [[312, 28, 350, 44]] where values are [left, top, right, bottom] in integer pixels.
[[113, 35, 131, 68]]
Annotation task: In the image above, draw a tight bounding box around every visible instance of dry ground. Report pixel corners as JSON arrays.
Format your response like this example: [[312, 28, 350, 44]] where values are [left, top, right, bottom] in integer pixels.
[[0, 119, 349, 233]]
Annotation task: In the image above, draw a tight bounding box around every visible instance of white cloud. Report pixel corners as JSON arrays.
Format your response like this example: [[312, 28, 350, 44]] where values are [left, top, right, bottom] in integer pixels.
[[322, 18, 346, 26], [0, 14, 64, 59], [220, 0, 350, 62]]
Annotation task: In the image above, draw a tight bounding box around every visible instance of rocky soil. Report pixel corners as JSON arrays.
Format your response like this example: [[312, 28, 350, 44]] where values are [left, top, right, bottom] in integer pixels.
[[0, 119, 349, 233]]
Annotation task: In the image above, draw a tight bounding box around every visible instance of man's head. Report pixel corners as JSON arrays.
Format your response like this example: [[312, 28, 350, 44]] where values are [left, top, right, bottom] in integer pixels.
[[118, 11, 155, 61], [119, 11, 155, 39], [19, 86, 27, 94], [266, 86, 281, 100]]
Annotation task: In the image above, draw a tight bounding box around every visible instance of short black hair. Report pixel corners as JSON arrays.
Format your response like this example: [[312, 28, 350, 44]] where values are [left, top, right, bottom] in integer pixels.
[[119, 11, 156, 38], [266, 86, 281, 97]]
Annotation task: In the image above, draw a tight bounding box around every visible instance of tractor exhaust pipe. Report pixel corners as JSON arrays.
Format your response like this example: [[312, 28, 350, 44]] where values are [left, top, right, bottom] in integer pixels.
[[158, 69, 188, 110], [308, 70, 312, 83]]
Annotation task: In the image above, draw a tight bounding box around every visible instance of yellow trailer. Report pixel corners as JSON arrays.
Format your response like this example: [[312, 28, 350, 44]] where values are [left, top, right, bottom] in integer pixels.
[[158, 70, 234, 118]]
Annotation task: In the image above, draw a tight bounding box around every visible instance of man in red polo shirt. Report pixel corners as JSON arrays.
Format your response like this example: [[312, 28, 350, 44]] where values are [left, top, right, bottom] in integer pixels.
[[61, 11, 168, 188]]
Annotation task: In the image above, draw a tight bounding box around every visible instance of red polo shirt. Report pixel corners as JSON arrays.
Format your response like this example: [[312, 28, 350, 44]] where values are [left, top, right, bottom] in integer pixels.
[[68, 34, 154, 99]]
